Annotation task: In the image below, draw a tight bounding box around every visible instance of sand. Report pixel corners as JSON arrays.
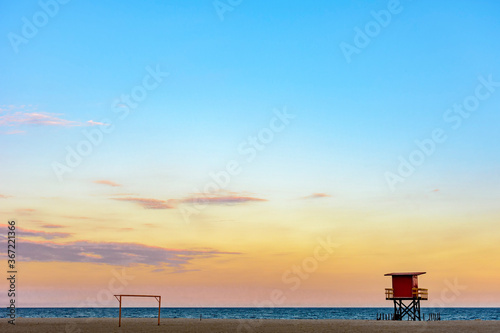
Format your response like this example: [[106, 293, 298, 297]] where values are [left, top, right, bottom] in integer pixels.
[[2, 318, 500, 332]]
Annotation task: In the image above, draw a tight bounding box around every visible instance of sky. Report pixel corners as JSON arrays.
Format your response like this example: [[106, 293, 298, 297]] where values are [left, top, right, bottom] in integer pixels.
[[1, 0, 500, 307]]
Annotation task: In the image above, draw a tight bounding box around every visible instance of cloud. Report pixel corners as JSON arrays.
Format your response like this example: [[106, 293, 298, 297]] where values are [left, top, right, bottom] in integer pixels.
[[169, 269, 200, 274], [180, 192, 267, 206], [15, 208, 36, 215], [21, 228, 72, 240], [93, 180, 121, 187], [0, 112, 81, 127], [41, 224, 65, 229], [1, 236, 240, 270], [87, 120, 108, 126], [79, 252, 103, 259], [0, 224, 71, 240], [0, 194, 11, 199], [112, 191, 266, 210], [113, 197, 174, 209], [0, 105, 108, 131], [302, 193, 332, 199]]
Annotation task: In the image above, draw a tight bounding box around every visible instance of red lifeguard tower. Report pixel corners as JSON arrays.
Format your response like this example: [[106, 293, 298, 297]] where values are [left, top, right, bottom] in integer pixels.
[[384, 272, 428, 321]]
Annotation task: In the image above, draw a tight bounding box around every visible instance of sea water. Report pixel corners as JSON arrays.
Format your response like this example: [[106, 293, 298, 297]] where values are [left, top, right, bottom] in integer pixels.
[[5, 307, 500, 320]]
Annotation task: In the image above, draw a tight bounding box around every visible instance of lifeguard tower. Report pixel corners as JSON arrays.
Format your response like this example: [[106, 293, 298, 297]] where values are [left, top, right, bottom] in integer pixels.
[[384, 272, 428, 321]]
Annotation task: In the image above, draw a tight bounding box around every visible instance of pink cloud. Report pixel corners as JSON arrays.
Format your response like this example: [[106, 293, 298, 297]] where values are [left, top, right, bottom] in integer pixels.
[[181, 195, 267, 205], [15, 208, 36, 215], [0, 112, 81, 127], [87, 120, 108, 126], [79, 252, 103, 259], [302, 193, 332, 199], [0, 194, 11, 199], [0, 236, 240, 271], [0, 224, 71, 240], [41, 224, 65, 229], [113, 191, 266, 210], [93, 180, 121, 187], [0, 105, 108, 131], [113, 197, 174, 209], [179, 191, 267, 206]]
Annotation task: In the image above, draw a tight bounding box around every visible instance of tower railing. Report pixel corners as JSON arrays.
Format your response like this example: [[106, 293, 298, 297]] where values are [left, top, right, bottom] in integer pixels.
[[412, 288, 428, 300], [385, 288, 428, 300], [385, 288, 394, 300]]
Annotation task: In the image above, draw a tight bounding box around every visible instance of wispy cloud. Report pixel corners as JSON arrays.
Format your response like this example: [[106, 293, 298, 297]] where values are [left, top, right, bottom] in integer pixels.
[[80, 252, 103, 259], [0, 105, 108, 131], [0, 194, 11, 199], [87, 120, 108, 126], [181, 195, 267, 205], [169, 268, 200, 274], [0, 112, 81, 127], [15, 208, 36, 215], [0, 236, 240, 270], [179, 191, 267, 206], [112, 191, 267, 210], [0, 224, 71, 240], [41, 224, 65, 229], [113, 197, 174, 209], [302, 193, 332, 199], [93, 180, 121, 187]]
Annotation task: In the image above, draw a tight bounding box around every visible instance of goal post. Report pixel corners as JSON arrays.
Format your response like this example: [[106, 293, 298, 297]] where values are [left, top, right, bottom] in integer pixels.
[[114, 294, 161, 327]]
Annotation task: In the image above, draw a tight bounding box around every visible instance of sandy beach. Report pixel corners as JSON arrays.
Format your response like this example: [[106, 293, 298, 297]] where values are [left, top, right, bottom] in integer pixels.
[[2, 318, 500, 333]]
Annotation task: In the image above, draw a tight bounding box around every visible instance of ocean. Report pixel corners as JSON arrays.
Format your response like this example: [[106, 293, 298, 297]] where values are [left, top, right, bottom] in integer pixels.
[[5, 307, 500, 320]]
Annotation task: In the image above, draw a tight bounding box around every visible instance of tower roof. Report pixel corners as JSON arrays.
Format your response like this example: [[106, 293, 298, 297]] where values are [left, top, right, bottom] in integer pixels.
[[384, 272, 426, 276]]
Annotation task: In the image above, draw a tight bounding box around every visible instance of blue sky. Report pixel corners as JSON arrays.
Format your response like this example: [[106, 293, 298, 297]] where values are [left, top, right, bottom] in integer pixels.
[[1, 0, 500, 306], [2, 0, 500, 207]]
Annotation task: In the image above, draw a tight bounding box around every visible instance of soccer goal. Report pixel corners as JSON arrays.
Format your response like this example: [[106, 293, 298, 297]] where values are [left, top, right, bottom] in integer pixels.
[[114, 294, 161, 327]]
